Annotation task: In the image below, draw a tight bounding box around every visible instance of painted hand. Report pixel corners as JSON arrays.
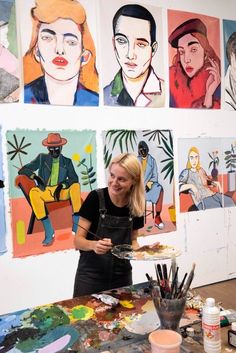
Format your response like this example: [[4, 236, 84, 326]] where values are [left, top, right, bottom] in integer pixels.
[[54, 183, 63, 201], [204, 58, 221, 107]]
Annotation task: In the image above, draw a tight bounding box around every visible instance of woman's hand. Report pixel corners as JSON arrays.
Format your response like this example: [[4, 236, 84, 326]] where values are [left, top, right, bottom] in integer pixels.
[[93, 238, 112, 254], [204, 58, 221, 108]]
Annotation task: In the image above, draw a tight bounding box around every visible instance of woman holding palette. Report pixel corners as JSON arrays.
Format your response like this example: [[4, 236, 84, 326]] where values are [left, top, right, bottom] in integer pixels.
[[73, 153, 145, 297]]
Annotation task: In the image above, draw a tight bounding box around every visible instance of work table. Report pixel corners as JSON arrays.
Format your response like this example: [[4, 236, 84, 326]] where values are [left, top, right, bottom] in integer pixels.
[[0, 282, 235, 353]]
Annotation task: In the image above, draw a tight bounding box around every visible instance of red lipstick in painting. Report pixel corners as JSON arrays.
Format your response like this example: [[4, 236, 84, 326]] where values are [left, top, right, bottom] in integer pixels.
[[52, 56, 68, 66], [185, 66, 194, 74]]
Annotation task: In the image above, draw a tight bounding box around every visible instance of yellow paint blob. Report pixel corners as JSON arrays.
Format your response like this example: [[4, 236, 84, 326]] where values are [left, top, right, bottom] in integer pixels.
[[16, 220, 26, 245], [119, 300, 134, 309]]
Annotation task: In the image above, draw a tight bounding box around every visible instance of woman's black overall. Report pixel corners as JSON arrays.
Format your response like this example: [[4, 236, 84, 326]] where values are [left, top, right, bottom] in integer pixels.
[[73, 189, 134, 297]]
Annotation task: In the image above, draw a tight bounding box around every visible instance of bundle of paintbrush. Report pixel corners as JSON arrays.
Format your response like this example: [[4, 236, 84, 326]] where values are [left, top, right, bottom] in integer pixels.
[[146, 258, 196, 300]]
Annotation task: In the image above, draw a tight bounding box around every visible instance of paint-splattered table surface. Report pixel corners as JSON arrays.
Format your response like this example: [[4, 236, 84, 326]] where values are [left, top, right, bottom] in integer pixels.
[[0, 282, 235, 353], [0, 282, 158, 352]]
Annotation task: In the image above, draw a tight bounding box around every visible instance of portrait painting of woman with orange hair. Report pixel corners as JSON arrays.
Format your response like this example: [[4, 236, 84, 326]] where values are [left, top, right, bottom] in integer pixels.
[[23, 0, 99, 106]]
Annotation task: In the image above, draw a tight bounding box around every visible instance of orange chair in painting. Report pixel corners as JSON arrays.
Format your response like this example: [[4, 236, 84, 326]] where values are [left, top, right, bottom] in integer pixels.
[[15, 175, 73, 234]]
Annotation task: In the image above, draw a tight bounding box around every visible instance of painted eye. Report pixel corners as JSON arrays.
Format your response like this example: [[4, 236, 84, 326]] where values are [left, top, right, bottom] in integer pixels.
[[41, 35, 53, 42], [116, 37, 127, 45], [137, 42, 148, 48], [66, 39, 78, 46]]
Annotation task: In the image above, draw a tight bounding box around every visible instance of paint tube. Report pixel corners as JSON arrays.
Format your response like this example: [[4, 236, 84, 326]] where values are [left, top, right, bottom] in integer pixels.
[[91, 293, 119, 307]]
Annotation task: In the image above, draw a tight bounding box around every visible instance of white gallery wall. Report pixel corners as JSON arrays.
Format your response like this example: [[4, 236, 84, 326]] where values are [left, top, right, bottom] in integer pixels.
[[0, 0, 236, 315]]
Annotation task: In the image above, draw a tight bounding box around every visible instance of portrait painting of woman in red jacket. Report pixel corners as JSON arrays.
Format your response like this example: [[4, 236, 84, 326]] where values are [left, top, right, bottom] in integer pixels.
[[168, 12, 221, 109]]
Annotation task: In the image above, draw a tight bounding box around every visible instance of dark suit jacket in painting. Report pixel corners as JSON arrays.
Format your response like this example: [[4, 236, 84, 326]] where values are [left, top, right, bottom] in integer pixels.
[[18, 153, 78, 188]]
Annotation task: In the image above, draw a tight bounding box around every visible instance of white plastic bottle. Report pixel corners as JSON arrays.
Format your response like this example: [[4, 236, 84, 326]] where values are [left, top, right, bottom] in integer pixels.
[[202, 297, 221, 353]]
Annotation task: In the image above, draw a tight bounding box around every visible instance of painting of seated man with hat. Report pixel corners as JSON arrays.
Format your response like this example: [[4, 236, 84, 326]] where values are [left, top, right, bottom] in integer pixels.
[[18, 132, 81, 246]]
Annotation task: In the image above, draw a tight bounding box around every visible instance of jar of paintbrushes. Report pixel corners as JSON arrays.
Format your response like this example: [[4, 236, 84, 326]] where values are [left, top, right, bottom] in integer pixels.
[[147, 259, 196, 332]]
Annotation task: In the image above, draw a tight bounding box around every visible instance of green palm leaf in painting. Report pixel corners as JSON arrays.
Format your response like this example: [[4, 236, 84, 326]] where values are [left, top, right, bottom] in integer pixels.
[[103, 130, 137, 169]]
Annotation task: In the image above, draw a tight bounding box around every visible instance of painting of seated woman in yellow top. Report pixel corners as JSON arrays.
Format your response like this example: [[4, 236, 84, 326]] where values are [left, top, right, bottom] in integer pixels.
[[22, 0, 99, 106]]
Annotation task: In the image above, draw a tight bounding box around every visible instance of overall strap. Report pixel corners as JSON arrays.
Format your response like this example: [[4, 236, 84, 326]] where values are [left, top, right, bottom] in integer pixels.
[[96, 188, 107, 219]]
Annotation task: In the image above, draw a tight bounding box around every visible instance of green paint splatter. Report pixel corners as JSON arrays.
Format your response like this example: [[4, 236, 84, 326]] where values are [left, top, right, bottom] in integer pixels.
[[72, 305, 94, 320], [24, 305, 70, 332]]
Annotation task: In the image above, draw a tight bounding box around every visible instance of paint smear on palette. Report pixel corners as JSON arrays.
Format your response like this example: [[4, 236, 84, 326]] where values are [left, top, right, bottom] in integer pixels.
[[38, 334, 71, 353], [125, 300, 160, 335], [71, 305, 94, 320], [16, 326, 79, 352]]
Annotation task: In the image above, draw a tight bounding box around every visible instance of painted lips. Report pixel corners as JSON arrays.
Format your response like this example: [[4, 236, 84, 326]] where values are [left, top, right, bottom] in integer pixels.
[[185, 66, 194, 74], [125, 62, 137, 69], [52, 56, 68, 66]]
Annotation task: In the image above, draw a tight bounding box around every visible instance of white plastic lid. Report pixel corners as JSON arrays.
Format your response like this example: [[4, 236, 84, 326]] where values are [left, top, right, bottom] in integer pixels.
[[231, 322, 236, 331], [206, 297, 215, 306]]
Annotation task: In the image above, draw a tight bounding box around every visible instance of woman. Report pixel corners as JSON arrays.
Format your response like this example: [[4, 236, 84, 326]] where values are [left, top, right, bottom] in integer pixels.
[[24, 0, 99, 106], [169, 18, 221, 109], [179, 147, 235, 210], [73, 153, 145, 297]]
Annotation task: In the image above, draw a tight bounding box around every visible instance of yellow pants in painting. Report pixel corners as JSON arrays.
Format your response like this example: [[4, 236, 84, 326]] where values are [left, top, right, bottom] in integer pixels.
[[29, 183, 81, 220]]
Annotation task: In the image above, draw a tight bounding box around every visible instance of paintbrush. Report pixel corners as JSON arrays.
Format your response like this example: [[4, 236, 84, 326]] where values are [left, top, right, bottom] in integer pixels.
[[162, 263, 171, 295], [170, 266, 179, 299], [176, 272, 188, 298], [181, 263, 196, 297], [170, 255, 177, 284], [77, 223, 103, 240], [157, 264, 163, 282]]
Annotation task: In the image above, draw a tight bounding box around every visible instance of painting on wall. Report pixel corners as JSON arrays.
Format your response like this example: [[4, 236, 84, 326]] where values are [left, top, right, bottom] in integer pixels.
[[100, 0, 165, 108], [7, 129, 96, 258], [0, 0, 19, 103], [223, 19, 236, 111], [168, 10, 221, 109], [178, 138, 236, 213], [0, 127, 6, 254], [21, 0, 99, 106], [102, 130, 176, 236]]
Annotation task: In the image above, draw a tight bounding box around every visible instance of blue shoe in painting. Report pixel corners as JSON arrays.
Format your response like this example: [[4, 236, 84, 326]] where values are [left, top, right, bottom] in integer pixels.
[[72, 214, 80, 235], [41, 217, 55, 246]]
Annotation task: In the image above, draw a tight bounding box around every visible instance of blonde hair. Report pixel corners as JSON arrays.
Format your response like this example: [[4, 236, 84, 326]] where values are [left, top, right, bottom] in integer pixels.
[[24, 0, 98, 92], [187, 146, 201, 170], [109, 153, 145, 217]]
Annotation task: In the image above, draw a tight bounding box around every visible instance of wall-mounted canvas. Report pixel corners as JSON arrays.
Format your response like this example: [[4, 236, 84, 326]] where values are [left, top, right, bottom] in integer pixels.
[[7, 129, 96, 257], [223, 19, 236, 111], [102, 130, 176, 236], [21, 0, 99, 106], [0, 127, 6, 254], [100, 0, 165, 108], [168, 10, 221, 109], [0, 0, 19, 103], [178, 138, 236, 213]]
